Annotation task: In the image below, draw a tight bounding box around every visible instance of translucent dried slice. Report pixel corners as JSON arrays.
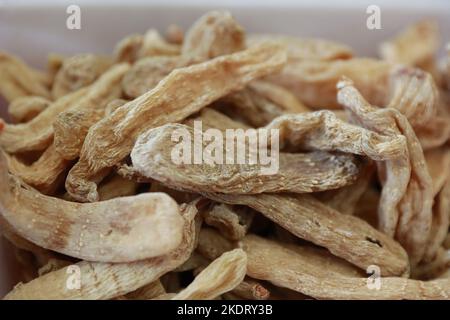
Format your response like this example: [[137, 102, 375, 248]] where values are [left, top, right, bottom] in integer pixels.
[[242, 235, 450, 300], [97, 174, 139, 201], [0, 64, 128, 154], [266, 58, 392, 109], [130, 123, 360, 194], [172, 249, 247, 300], [66, 43, 287, 202], [202, 193, 409, 276], [379, 20, 439, 66], [247, 34, 353, 62], [182, 11, 245, 60], [3, 202, 199, 300], [338, 78, 433, 265], [0, 52, 51, 102], [52, 54, 112, 99], [425, 147, 450, 197], [8, 96, 51, 123], [0, 151, 185, 263]]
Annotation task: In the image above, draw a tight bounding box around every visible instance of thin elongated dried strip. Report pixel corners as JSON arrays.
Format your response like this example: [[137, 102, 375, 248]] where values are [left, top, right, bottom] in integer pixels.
[[3, 201, 199, 300], [148, 181, 199, 204], [38, 258, 72, 276], [0, 151, 185, 263], [97, 174, 139, 201], [47, 53, 64, 82], [114, 34, 144, 63], [231, 278, 270, 300], [131, 123, 360, 194], [0, 64, 128, 154], [5, 144, 71, 194], [0, 52, 51, 102], [52, 54, 112, 99], [8, 96, 51, 123], [184, 108, 250, 131], [166, 24, 184, 45], [125, 280, 166, 300], [247, 34, 353, 62], [338, 78, 433, 265], [266, 58, 392, 109], [172, 249, 247, 300], [66, 43, 287, 202], [423, 180, 450, 262], [203, 192, 409, 276], [387, 67, 439, 128], [182, 11, 245, 60], [379, 20, 439, 66], [319, 162, 375, 215], [242, 235, 450, 300], [202, 203, 254, 241], [424, 148, 450, 197]]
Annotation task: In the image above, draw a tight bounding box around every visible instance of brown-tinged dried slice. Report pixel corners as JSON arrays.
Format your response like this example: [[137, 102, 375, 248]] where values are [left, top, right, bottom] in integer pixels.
[[379, 20, 439, 66], [3, 201, 200, 300], [8, 96, 51, 123], [148, 181, 199, 204], [412, 247, 450, 280], [416, 115, 450, 150], [422, 180, 450, 263], [445, 43, 450, 90], [97, 174, 139, 201], [66, 43, 287, 202], [12, 247, 38, 282], [197, 228, 236, 261], [38, 258, 72, 277], [175, 252, 209, 272], [266, 58, 392, 109], [231, 278, 270, 300], [0, 151, 185, 263], [172, 249, 247, 300], [202, 193, 409, 276], [445, 234, 450, 250], [182, 11, 245, 60], [247, 34, 353, 62], [47, 53, 64, 82], [52, 54, 113, 99], [125, 280, 166, 300], [114, 34, 144, 63], [387, 66, 439, 128], [166, 24, 184, 45], [338, 78, 433, 265], [242, 235, 450, 300], [184, 108, 250, 131], [0, 52, 51, 102], [130, 123, 360, 194], [202, 203, 254, 241], [425, 147, 450, 196], [0, 63, 129, 154], [4, 144, 71, 195], [138, 29, 180, 58]]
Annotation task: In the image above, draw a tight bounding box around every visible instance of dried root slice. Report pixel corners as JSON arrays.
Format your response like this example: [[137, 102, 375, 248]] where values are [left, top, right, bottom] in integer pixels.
[[247, 34, 353, 62], [172, 249, 247, 300], [52, 54, 112, 99], [202, 203, 254, 241], [5, 144, 71, 195], [0, 151, 185, 263], [138, 29, 180, 58], [97, 174, 139, 201], [182, 11, 245, 60], [0, 52, 51, 102], [264, 111, 406, 161], [125, 280, 166, 300], [416, 115, 450, 150], [422, 180, 450, 263], [266, 58, 392, 109], [3, 201, 199, 300], [66, 43, 287, 202], [231, 278, 270, 300], [338, 78, 433, 265], [175, 252, 209, 272], [166, 24, 184, 45], [0, 63, 128, 154], [38, 258, 72, 277], [197, 228, 237, 261], [202, 193, 409, 276], [242, 235, 450, 300], [413, 247, 450, 280], [8, 96, 51, 123], [445, 44, 450, 90], [425, 147, 450, 197], [114, 34, 144, 63], [379, 20, 439, 66], [184, 108, 250, 131], [130, 123, 360, 194], [47, 53, 64, 82], [387, 66, 439, 128]]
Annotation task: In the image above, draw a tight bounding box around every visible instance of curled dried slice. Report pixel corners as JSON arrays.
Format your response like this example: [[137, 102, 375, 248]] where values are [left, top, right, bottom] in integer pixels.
[[425, 147, 450, 197], [202, 193, 409, 276], [0, 63, 128, 154], [8, 96, 51, 123], [379, 20, 439, 66], [182, 11, 245, 60], [172, 249, 247, 300], [266, 58, 392, 109], [3, 202, 200, 300], [338, 78, 433, 265], [66, 43, 287, 202], [0, 52, 51, 102], [130, 123, 360, 194], [242, 235, 450, 300], [247, 34, 353, 62], [0, 151, 185, 263], [52, 54, 112, 99]]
